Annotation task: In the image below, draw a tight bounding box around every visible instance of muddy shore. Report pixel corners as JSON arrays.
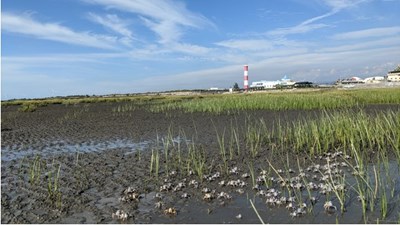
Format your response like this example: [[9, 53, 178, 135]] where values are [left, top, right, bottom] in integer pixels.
[[1, 102, 400, 223]]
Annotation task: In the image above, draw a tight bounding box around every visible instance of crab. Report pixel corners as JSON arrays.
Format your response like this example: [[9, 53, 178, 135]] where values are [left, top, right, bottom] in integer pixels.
[[189, 179, 199, 188], [217, 191, 232, 200], [252, 184, 261, 191], [310, 196, 318, 205], [241, 173, 250, 178], [266, 197, 277, 205], [256, 190, 267, 197], [286, 202, 296, 210], [202, 187, 211, 193], [169, 170, 177, 177], [123, 187, 137, 195], [120, 187, 141, 202], [160, 183, 172, 192], [324, 201, 337, 213], [229, 166, 239, 174], [181, 193, 191, 199], [155, 201, 163, 209], [164, 207, 177, 216], [154, 193, 162, 199], [218, 180, 226, 187], [236, 188, 245, 194], [256, 176, 266, 184], [112, 210, 128, 221], [295, 207, 306, 216], [212, 172, 221, 179], [203, 193, 214, 201]]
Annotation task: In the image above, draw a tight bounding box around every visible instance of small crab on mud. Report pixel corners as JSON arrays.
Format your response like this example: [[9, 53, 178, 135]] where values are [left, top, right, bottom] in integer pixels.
[[120, 187, 141, 202], [155, 201, 164, 209], [324, 201, 337, 213], [203, 193, 214, 201], [112, 209, 128, 221], [164, 207, 177, 216]]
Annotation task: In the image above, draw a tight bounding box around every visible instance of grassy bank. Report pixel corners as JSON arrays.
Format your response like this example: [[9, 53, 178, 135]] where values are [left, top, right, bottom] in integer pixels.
[[3, 88, 400, 113], [150, 89, 400, 114]]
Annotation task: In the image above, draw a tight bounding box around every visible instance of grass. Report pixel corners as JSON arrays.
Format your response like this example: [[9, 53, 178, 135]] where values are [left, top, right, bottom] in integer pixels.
[[5, 88, 400, 114], [29, 155, 43, 185], [143, 105, 399, 222], [10, 87, 400, 222], [150, 89, 400, 114], [47, 161, 62, 208]]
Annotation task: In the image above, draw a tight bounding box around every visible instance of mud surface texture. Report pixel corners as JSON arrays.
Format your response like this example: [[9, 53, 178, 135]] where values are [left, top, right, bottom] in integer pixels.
[[2, 102, 399, 223]]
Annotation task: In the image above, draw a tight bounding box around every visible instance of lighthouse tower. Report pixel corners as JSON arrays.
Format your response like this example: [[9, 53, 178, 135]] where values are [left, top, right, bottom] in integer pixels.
[[244, 65, 249, 92]]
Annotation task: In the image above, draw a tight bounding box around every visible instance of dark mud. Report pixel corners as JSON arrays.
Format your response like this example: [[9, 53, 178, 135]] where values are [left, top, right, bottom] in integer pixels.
[[1, 102, 400, 223]]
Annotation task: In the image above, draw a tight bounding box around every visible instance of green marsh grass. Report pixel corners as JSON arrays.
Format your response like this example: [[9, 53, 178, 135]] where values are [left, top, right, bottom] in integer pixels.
[[29, 155, 43, 185], [47, 161, 62, 208], [150, 89, 400, 114]]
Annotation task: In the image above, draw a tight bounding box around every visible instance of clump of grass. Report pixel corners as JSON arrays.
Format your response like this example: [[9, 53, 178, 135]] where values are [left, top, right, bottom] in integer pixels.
[[18, 103, 39, 112], [149, 148, 160, 178], [150, 89, 400, 114], [47, 161, 62, 208], [29, 155, 43, 185]]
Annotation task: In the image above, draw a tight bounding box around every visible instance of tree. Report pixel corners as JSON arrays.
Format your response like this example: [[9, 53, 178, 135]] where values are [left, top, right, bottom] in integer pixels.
[[233, 82, 239, 90]]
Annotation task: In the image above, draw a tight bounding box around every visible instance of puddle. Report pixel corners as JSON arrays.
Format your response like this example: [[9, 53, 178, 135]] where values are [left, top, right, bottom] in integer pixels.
[[1, 139, 151, 162], [1, 135, 190, 162]]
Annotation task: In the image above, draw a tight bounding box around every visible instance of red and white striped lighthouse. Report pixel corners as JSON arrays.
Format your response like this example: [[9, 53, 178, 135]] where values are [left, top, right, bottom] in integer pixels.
[[244, 65, 249, 92]]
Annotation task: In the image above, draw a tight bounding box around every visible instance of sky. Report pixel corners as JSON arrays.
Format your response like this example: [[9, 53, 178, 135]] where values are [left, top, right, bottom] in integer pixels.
[[2, 0, 400, 99]]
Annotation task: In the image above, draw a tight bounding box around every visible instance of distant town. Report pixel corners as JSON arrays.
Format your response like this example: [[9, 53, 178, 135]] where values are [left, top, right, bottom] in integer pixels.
[[3, 66, 400, 102], [212, 65, 400, 92]]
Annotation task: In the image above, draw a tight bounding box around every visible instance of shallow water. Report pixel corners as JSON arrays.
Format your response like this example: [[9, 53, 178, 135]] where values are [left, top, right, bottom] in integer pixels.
[[1, 139, 151, 162]]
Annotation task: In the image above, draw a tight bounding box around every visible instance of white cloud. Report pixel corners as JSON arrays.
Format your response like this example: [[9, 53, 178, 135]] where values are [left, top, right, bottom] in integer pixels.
[[320, 36, 400, 52], [2, 12, 120, 50], [84, 0, 215, 44], [332, 26, 400, 40], [322, 0, 368, 10], [169, 43, 212, 55], [215, 39, 274, 51], [87, 13, 134, 45], [140, 16, 183, 44], [268, 23, 330, 36], [268, 0, 367, 37]]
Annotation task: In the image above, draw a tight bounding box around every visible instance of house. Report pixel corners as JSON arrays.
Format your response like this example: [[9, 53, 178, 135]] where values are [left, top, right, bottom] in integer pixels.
[[250, 75, 295, 89], [386, 70, 400, 82], [250, 80, 281, 89]]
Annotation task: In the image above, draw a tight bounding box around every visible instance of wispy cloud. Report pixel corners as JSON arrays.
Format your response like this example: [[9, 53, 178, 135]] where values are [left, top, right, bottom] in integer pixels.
[[84, 0, 215, 44], [268, 0, 367, 37], [215, 39, 274, 51], [322, 0, 368, 11], [332, 26, 400, 40], [2, 12, 121, 50], [87, 12, 134, 46]]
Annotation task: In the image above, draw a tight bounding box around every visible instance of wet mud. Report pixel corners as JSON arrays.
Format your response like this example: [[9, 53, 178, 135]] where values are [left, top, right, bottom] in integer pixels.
[[1, 102, 400, 223]]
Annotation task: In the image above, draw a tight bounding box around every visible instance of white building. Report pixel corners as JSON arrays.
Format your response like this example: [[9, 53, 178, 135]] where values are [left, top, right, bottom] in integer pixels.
[[386, 71, 400, 82], [250, 75, 295, 89], [250, 80, 281, 89], [364, 76, 385, 83]]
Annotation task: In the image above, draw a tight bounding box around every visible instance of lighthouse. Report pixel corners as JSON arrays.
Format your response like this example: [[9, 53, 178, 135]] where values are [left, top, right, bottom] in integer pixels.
[[244, 65, 249, 92]]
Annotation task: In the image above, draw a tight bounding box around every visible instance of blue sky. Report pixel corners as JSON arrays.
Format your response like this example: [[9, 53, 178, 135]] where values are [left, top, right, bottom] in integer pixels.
[[2, 0, 400, 99]]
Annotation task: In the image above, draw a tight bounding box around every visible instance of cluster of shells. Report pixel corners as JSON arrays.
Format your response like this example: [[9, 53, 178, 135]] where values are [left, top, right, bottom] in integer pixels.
[[112, 187, 142, 221], [160, 152, 358, 217], [114, 151, 356, 220]]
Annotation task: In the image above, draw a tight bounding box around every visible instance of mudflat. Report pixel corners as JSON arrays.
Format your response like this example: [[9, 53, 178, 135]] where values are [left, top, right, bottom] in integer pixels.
[[1, 102, 399, 223]]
